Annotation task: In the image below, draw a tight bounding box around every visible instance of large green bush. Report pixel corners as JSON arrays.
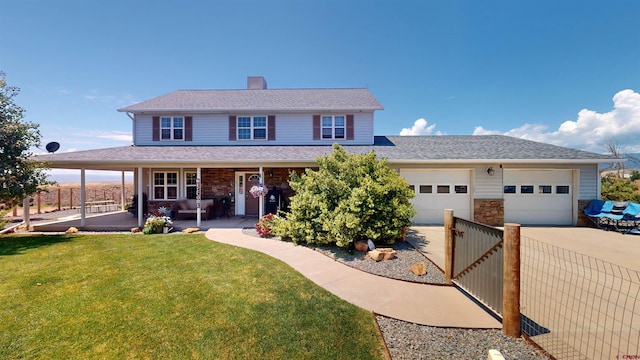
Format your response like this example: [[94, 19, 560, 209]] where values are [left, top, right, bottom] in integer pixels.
[[272, 144, 415, 247]]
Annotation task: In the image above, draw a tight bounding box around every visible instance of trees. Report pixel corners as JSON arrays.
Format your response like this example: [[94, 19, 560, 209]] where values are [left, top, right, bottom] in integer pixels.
[[602, 139, 640, 178], [272, 144, 415, 247], [601, 174, 640, 202], [0, 72, 50, 210]]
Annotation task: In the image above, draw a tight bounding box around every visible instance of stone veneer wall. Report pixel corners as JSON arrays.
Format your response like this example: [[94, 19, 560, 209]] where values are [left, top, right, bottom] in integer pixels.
[[473, 199, 504, 226]]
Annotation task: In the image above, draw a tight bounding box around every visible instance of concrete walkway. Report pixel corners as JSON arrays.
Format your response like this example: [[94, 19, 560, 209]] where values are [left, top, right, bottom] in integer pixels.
[[205, 228, 500, 329]]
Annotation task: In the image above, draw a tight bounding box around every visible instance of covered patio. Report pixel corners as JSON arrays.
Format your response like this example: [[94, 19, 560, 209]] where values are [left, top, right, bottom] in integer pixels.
[[29, 210, 258, 232]]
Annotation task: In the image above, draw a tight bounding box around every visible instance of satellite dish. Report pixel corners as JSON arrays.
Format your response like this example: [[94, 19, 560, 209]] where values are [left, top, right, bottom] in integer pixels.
[[45, 142, 60, 153]]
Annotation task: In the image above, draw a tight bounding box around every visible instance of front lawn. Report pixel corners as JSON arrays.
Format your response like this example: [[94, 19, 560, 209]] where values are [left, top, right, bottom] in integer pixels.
[[0, 234, 385, 359]]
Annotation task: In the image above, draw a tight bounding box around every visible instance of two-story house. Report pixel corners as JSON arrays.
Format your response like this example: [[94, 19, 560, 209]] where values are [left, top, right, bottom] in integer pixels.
[[39, 76, 613, 229]]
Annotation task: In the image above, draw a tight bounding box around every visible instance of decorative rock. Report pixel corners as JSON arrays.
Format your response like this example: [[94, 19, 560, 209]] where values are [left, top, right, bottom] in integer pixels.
[[130, 227, 141, 233], [354, 240, 369, 252], [410, 262, 427, 276], [367, 239, 376, 250], [65, 227, 79, 234], [182, 227, 200, 234], [368, 248, 397, 261]]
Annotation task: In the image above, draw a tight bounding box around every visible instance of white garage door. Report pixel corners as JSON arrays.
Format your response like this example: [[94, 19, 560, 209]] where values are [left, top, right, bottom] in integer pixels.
[[400, 169, 472, 224], [503, 170, 574, 225]]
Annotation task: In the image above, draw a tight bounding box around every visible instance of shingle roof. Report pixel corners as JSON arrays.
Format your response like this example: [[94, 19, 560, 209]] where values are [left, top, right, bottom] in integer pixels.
[[37, 135, 615, 169], [118, 88, 384, 113]]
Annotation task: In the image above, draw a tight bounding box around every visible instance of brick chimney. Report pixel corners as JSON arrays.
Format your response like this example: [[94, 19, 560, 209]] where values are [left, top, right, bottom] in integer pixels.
[[247, 76, 267, 90]]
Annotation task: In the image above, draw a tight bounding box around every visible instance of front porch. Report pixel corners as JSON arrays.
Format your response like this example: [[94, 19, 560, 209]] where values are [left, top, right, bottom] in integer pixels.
[[29, 210, 258, 232]]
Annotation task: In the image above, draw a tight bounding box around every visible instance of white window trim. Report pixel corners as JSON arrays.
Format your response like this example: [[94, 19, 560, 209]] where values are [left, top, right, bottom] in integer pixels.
[[237, 116, 268, 140], [153, 171, 179, 200], [321, 115, 346, 140], [184, 171, 197, 199], [160, 116, 185, 141]]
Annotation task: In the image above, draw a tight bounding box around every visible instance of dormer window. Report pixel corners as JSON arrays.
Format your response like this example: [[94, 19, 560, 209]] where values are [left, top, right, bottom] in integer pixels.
[[161, 116, 184, 140], [321, 115, 345, 140], [238, 116, 267, 140]]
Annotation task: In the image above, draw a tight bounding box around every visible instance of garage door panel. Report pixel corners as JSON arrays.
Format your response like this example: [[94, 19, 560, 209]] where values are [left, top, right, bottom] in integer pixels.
[[401, 169, 471, 224], [504, 170, 573, 225]]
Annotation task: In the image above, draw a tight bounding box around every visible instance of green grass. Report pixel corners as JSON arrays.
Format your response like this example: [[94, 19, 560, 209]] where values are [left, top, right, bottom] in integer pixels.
[[0, 234, 385, 359]]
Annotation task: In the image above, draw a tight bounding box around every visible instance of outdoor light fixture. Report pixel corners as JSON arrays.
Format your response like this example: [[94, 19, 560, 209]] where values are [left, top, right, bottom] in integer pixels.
[[486, 167, 495, 176]]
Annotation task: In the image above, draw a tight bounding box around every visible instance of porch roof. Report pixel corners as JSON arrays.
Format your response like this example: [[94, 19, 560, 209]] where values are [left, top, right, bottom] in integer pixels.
[[36, 135, 615, 170]]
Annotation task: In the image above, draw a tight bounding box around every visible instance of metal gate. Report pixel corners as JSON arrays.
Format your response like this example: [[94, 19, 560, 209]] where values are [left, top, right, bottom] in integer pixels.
[[452, 217, 504, 315]]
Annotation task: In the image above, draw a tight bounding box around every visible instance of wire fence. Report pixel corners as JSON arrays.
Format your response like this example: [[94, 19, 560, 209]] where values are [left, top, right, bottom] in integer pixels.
[[521, 235, 640, 359]]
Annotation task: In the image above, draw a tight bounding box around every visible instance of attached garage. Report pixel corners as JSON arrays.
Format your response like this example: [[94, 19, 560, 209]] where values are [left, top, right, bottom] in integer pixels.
[[503, 169, 575, 225], [401, 169, 472, 224]]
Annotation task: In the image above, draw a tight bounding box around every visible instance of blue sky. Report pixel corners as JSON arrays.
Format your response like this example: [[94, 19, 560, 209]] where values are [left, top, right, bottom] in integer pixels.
[[2, 0, 640, 165]]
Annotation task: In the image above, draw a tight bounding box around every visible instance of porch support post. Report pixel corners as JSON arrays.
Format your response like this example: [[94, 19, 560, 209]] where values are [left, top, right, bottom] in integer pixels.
[[23, 196, 30, 229], [137, 167, 143, 227], [121, 171, 126, 211], [196, 167, 201, 227], [259, 166, 264, 218], [80, 168, 86, 227]]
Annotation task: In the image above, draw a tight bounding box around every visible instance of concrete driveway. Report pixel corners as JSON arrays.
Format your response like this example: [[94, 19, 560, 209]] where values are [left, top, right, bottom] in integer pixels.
[[408, 225, 640, 359]]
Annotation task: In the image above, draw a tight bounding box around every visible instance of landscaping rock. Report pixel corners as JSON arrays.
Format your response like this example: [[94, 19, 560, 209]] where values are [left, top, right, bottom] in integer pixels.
[[354, 241, 369, 252], [369, 248, 397, 261], [130, 227, 141, 233], [65, 227, 79, 234], [410, 263, 427, 276], [183, 227, 200, 233]]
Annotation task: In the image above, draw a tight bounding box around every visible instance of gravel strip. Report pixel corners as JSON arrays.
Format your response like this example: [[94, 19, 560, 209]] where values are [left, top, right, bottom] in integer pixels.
[[241, 228, 445, 284], [312, 241, 445, 284], [376, 315, 548, 360]]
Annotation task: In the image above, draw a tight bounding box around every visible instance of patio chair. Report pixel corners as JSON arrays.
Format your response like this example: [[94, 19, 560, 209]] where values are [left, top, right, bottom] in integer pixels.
[[583, 200, 613, 229], [619, 202, 640, 234]]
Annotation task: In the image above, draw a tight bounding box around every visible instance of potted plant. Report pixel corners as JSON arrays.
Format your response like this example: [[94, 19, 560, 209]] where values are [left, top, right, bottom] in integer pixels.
[[142, 207, 173, 234]]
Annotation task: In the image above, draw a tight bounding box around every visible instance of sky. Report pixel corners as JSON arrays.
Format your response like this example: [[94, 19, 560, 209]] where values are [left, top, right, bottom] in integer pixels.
[[2, 1, 640, 180]]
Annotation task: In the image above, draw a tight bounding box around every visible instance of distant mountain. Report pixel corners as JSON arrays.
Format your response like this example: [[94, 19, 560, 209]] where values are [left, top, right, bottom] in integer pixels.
[[624, 153, 640, 169]]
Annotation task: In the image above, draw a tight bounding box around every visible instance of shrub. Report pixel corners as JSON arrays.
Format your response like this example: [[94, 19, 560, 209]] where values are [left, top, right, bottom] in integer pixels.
[[271, 144, 415, 247], [256, 213, 276, 237]]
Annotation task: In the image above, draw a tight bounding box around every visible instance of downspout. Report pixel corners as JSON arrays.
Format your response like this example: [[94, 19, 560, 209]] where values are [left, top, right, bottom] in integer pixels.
[[126, 112, 135, 145]]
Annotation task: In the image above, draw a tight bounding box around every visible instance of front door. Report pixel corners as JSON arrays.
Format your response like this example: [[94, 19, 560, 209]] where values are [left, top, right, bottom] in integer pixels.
[[245, 174, 261, 216]]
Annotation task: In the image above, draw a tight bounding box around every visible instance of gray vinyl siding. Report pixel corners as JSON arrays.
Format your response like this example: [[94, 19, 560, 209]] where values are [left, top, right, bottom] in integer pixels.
[[133, 112, 375, 146], [577, 163, 598, 199], [473, 164, 503, 199]]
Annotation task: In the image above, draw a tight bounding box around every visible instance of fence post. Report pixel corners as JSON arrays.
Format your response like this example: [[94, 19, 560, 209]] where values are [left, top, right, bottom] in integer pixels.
[[503, 223, 521, 338], [57, 187, 61, 211], [70, 188, 73, 209], [37, 192, 41, 214], [444, 209, 454, 284]]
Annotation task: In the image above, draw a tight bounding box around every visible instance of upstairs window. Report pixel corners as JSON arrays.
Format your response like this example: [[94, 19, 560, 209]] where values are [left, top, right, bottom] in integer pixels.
[[238, 116, 267, 140], [161, 117, 184, 140], [321, 115, 345, 140]]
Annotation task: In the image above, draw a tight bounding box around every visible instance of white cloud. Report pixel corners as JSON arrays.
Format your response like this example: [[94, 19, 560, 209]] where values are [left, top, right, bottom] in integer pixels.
[[473, 89, 640, 152], [94, 131, 132, 142], [400, 118, 442, 136]]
